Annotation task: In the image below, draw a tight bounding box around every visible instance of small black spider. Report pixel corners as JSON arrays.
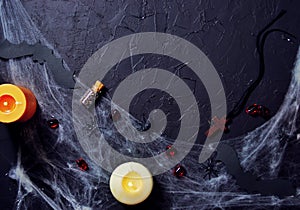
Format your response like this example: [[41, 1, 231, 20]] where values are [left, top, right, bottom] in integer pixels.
[[200, 153, 222, 180]]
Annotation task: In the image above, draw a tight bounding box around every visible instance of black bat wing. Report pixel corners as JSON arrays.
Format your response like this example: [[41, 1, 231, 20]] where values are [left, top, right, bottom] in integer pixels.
[[216, 143, 296, 197], [0, 39, 35, 59], [0, 39, 74, 88]]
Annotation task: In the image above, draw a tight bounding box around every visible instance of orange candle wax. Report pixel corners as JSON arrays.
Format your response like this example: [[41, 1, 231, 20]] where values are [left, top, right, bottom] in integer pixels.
[[0, 84, 37, 123]]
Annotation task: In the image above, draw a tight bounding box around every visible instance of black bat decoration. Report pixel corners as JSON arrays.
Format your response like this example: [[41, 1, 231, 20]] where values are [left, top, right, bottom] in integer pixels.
[[0, 39, 75, 88], [216, 143, 296, 197]]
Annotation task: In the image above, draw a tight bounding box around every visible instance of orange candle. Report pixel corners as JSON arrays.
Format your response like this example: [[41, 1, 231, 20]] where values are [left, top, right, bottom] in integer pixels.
[[0, 84, 37, 123]]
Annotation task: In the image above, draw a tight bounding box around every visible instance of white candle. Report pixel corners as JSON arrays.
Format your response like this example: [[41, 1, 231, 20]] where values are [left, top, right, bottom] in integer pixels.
[[109, 162, 153, 205]]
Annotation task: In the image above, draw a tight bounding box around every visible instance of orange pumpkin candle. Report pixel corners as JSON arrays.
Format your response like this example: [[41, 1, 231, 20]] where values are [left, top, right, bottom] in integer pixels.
[[0, 84, 37, 123]]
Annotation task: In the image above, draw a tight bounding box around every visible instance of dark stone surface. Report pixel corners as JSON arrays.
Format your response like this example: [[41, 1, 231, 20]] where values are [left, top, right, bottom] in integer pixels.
[[19, 0, 300, 138], [1, 0, 300, 209]]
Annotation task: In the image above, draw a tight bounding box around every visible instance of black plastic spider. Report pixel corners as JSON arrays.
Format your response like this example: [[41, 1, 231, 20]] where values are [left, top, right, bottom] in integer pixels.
[[200, 153, 222, 180]]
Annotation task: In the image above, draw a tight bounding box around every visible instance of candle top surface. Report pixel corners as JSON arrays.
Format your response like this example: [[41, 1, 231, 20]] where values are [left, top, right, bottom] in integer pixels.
[[109, 162, 153, 205], [0, 84, 27, 123]]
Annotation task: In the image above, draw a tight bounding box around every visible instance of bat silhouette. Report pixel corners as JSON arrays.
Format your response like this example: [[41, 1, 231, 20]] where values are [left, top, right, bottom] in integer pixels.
[[0, 39, 75, 88], [216, 143, 296, 197]]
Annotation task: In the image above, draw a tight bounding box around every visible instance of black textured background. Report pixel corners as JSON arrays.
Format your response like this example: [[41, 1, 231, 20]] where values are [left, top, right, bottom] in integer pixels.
[[18, 0, 300, 137], [0, 0, 300, 209]]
